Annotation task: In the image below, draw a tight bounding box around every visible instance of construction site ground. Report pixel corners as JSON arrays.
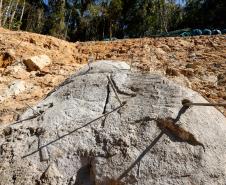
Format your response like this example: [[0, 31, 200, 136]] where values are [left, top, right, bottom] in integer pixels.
[[0, 28, 225, 124]]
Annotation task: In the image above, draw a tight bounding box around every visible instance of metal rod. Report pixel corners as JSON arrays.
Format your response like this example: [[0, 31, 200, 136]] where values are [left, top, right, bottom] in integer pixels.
[[22, 102, 127, 158], [183, 103, 226, 107], [107, 75, 122, 106], [182, 99, 226, 107], [25, 103, 41, 116]]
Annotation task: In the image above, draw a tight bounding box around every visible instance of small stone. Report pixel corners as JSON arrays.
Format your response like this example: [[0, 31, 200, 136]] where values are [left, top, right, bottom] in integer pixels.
[[159, 44, 171, 52], [29, 38, 36, 44], [185, 63, 194, 68], [181, 68, 194, 78], [16, 134, 24, 140], [40, 147, 49, 162], [3, 127, 12, 136], [165, 67, 179, 76], [30, 71, 37, 78], [0, 80, 27, 102], [0, 50, 15, 68], [8, 80, 26, 96], [35, 127, 45, 136], [23, 55, 52, 71], [4, 64, 30, 79], [201, 75, 218, 83], [43, 163, 63, 180]]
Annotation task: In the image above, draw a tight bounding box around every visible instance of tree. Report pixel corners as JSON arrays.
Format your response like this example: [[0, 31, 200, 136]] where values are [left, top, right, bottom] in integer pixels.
[[22, 0, 45, 33], [18, 0, 25, 30], [122, 0, 157, 37], [2, 0, 13, 27], [106, 0, 123, 39], [48, 0, 66, 38], [182, 0, 226, 29], [9, 0, 20, 29], [1, 0, 225, 41], [0, 0, 3, 26]]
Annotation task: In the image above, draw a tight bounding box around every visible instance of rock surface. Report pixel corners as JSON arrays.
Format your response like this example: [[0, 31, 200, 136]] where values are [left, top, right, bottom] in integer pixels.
[[0, 49, 15, 68], [23, 55, 52, 71], [0, 61, 226, 185], [0, 80, 27, 102]]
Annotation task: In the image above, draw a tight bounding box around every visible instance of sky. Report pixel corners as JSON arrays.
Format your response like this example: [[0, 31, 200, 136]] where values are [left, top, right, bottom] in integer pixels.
[[176, 0, 186, 5], [43, 0, 48, 5]]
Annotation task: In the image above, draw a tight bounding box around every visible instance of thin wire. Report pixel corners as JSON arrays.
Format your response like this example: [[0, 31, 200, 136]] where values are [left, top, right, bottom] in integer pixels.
[[25, 102, 41, 116], [22, 102, 126, 158]]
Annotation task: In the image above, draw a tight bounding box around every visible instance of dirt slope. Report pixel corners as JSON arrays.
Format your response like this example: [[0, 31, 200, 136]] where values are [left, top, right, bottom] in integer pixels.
[[0, 28, 225, 123]]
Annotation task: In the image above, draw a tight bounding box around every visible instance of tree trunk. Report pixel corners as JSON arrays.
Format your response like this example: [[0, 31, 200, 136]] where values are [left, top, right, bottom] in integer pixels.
[[158, 0, 168, 33], [60, 0, 66, 37], [18, 0, 25, 30], [36, 8, 43, 32], [0, 0, 3, 27], [3, 0, 13, 26], [109, 19, 112, 40], [102, 16, 105, 40], [64, 9, 72, 40], [9, 0, 20, 29], [162, 0, 168, 33]]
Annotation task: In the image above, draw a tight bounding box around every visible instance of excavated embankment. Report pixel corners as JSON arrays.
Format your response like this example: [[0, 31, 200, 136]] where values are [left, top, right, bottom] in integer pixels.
[[1, 27, 226, 124]]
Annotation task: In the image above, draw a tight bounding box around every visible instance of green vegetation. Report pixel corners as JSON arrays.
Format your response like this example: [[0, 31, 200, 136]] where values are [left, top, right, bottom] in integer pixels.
[[0, 0, 225, 41]]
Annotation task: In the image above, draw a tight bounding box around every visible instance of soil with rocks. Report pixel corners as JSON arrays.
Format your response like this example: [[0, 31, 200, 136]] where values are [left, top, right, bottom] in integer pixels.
[[0, 28, 226, 124], [0, 61, 226, 185]]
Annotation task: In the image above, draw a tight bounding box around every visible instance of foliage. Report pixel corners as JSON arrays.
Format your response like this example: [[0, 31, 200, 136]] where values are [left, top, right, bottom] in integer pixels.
[[0, 0, 225, 41]]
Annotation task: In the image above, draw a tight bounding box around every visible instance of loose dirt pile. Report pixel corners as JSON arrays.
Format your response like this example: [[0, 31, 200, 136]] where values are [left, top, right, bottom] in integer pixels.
[[0, 28, 225, 124]]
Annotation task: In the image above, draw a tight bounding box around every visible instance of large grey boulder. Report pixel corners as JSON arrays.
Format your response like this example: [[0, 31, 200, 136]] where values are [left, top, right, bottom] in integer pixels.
[[0, 60, 226, 185]]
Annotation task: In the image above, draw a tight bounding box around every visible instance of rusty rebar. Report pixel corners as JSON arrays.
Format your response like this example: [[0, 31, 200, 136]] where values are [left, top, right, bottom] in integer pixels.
[[107, 75, 123, 106], [182, 99, 226, 107]]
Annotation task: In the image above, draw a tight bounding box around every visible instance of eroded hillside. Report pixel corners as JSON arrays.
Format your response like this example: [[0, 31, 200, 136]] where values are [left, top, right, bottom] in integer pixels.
[[0, 28, 225, 123]]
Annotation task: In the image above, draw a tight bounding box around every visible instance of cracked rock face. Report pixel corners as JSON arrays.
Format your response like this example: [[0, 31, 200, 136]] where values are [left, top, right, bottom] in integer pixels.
[[0, 61, 226, 185]]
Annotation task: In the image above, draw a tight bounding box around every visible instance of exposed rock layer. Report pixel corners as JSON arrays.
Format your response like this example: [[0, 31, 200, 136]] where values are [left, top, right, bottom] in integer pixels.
[[0, 61, 226, 185]]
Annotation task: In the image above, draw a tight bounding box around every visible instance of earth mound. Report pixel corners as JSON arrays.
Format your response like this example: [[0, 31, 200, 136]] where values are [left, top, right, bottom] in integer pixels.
[[0, 28, 226, 124], [0, 61, 226, 185]]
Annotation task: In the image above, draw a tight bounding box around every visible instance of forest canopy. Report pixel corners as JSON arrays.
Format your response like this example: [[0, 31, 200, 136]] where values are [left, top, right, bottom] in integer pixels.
[[0, 0, 225, 41]]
